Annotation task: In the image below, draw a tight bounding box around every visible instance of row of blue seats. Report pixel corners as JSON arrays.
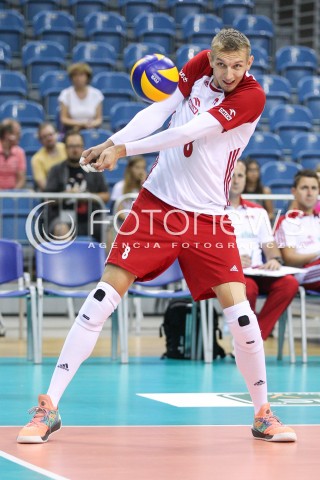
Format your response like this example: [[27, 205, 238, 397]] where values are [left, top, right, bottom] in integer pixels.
[[243, 132, 320, 166], [1, 96, 320, 152], [0, 11, 274, 55], [1, 66, 319, 123], [1, 36, 318, 90], [1, 0, 255, 25]]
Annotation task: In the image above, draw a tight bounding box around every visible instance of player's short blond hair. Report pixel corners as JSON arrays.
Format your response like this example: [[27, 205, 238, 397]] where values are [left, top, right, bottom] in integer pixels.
[[210, 28, 251, 59]]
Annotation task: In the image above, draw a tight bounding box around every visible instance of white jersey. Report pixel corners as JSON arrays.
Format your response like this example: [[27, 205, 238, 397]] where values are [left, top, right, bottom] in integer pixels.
[[227, 199, 274, 266], [276, 211, 320, 255], [143, 50, 265, 214], [58, 85, 103, 122]]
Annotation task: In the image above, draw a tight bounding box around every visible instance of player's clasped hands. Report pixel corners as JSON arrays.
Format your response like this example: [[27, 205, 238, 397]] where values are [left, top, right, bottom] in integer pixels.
[[80, 145, 119, 173]]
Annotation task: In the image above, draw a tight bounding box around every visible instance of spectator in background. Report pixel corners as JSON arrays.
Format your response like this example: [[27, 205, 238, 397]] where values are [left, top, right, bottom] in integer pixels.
[[31, 123, 67, 191], [314, 163, 320, 213], [228, 160, 299, 340], [0, 118, 26, 190], [243, 158, 274, 221], [44, 131, 109, 241], [276, 169, 320, 292], [110, 155, 147, 223], [59, 63, 103, 133]]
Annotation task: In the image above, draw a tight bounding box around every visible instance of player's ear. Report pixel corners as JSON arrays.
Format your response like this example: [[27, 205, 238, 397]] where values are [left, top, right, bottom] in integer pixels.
[[247, 55, 254, 71]]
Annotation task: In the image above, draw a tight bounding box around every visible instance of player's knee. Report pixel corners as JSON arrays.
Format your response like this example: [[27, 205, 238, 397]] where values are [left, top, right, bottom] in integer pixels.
[[234, 314, 263, 352], [76, 282, 121, 332], [286, 275, 299, 294]]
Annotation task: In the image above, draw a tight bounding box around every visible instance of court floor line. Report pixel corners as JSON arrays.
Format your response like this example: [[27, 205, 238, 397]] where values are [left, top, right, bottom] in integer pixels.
[[0, 451, 70, 480]]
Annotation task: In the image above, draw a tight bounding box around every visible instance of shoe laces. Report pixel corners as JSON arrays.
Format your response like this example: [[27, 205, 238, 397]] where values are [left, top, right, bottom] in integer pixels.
[[261, 409, 283, 427], [26, 406, 51, 426]]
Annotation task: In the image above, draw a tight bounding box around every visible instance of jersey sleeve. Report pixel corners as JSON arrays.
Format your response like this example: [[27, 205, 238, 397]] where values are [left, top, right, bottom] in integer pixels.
[[178, 50, 212, 98], [208, 79, 266, 130]]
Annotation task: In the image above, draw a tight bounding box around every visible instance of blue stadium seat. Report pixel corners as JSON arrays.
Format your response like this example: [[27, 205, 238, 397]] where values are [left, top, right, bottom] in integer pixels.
[[269, 104, 313, 151], [22, 41, 65, 87], [181, 14, 223, 45], [0, 71, 28, 106], [21, 0, 59, 22], [176, 44, 208, 70], [0, 41, 12, 68], [233, 15, 274, 56], [123, 42, 166, 71], [81, 129, 113, 149], [300, 159, 320, 171], [84, 12, 126, 55], [292, 133, 320, 163], [68, 0, 108, 24], [298, 76, 320, 124], [261, 161, 302, 187], [218, 0, 254, 26], [0, 10, 25, 55], [92, 72, 134, 120], [72, 42, 117, 76], [110, 101, 146, 132], [119, 0, 158, 24], [20, 128, 42, 181], [242, 132, 283, 165], [275, 46, 318, 90], [250, 46, 269, 76], [0, 100, 45, 128], [39, 71, 71, 120], [20, 128, 42, 158], [254, 74, 291, 121], [33, 11, 75, 54], [134, 13, 175, 53], [167, 0, 206, 25]]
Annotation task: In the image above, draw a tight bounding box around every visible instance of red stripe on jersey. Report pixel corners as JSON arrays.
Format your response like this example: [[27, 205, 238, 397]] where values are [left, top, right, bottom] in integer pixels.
[[224, 149, 240, 204]]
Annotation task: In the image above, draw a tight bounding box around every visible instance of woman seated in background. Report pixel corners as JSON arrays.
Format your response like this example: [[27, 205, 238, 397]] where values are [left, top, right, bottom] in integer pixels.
[[243, 157, 274, 221], [111, 155, 147, 225], [59, 62, 103, 133]]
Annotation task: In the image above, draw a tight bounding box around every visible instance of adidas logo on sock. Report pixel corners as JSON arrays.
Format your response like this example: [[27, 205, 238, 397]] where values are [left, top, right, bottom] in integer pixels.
[[57, 363, 69, 372], [254, 379, 265, 386], [230, 265, 238, 272]]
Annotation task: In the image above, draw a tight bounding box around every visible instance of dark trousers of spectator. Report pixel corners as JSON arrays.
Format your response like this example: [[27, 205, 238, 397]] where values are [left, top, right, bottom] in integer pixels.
[[245, 275, 299, 340]]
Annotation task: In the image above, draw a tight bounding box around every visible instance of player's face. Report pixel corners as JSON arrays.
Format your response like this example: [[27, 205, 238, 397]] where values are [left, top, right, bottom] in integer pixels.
[[230, 162, 246, 196], [292, 177, 319, 212], [208, 49, 253, 93]]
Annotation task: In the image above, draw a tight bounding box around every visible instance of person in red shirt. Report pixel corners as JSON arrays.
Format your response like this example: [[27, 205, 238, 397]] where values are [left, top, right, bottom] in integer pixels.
[[18, 29, 296, 444], [0, 119, 26, 190]]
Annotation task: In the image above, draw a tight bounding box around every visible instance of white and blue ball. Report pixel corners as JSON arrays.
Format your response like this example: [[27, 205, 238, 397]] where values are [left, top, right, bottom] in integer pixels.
[[130, 53, 179, 103]]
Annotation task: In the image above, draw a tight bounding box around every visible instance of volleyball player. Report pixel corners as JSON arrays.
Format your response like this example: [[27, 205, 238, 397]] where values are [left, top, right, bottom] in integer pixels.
[[18, 29, 296, 443]]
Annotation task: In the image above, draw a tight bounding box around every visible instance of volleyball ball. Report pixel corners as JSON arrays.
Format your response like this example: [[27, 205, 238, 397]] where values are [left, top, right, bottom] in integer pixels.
[[130, 53, 179, 103]]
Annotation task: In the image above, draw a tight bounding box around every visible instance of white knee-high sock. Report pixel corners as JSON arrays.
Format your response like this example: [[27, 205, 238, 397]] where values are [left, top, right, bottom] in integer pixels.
[[47, 282, 121, 407], [224, 300, 268, 414]]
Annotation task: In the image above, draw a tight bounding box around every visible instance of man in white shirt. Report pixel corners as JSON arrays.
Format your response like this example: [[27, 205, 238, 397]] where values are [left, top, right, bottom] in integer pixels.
[[18, 29, 296, 444], [276, 169, 320, 289], [228, 160, 299, 340]]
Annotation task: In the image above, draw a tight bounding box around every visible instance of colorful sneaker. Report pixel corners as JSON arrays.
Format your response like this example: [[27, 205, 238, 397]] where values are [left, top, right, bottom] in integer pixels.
[[252, 403, 297, 442], [17, 394, 61, 444]]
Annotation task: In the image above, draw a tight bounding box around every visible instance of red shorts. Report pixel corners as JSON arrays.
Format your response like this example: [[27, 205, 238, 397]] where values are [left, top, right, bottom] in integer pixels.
[[107, 188, 245, 301]]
